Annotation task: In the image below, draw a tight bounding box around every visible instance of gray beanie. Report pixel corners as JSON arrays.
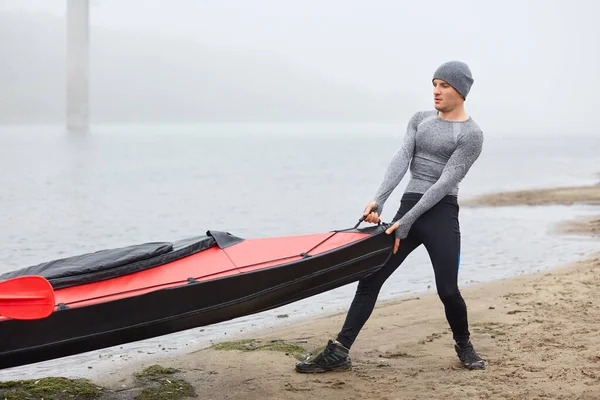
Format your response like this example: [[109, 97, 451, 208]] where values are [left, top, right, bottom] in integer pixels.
[[432, 61, 474, 99]]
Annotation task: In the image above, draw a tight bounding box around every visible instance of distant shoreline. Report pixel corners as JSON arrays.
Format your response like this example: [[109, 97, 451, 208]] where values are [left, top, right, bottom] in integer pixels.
[[460, 182, 600, 237], [460, 182, 600, 208]]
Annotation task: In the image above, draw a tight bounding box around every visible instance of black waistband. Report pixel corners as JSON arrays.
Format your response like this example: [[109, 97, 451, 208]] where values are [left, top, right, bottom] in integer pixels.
[[401, 191, 458, 206]]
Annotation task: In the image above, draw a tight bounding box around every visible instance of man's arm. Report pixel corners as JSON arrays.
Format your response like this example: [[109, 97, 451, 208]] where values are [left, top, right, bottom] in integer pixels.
[[369, 112, 421, 216], [392, 128, 484, 239]]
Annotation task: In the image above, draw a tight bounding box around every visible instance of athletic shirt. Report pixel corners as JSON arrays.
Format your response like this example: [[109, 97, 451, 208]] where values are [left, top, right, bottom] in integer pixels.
[[372, 110, 484, 239]]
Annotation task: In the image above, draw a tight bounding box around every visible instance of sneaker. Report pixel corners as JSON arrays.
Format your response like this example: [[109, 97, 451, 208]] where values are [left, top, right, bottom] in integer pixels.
[[295, 339, 352, 373], [454, 340, 485, 370]]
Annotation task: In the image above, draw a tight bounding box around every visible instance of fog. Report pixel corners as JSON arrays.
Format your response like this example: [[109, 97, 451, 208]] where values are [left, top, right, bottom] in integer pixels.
[[1, 0, 598, 135]]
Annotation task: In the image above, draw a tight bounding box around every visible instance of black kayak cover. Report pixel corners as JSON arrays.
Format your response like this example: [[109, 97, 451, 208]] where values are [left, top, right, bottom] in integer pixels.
[[0, 231, 244, 290]]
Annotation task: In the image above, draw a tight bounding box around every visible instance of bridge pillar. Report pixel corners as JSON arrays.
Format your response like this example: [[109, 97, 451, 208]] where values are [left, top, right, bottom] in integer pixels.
[[66, 0, 89, 133]]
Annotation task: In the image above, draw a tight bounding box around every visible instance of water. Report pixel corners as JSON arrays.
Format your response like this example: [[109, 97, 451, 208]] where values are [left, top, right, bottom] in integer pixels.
[[0, 123, 598, 380]]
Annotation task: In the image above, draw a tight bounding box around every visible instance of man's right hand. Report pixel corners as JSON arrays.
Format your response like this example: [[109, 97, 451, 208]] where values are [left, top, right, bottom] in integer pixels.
[[363, 201, 381, 224]]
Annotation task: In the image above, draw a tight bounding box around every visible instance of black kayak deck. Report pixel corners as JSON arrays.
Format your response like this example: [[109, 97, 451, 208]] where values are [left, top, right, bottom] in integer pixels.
[[0, 231, 244, 290]]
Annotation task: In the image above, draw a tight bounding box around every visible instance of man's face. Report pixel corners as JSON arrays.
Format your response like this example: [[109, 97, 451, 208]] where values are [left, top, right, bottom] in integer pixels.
[[433, 79, 463, 112]]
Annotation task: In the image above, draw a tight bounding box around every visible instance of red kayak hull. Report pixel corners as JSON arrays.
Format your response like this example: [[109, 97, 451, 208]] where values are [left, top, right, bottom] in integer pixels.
[[0, 224, 392, 369]]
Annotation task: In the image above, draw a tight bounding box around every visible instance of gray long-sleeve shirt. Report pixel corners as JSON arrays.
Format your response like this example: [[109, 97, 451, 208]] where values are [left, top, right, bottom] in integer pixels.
[[372, 110, 484, 239]]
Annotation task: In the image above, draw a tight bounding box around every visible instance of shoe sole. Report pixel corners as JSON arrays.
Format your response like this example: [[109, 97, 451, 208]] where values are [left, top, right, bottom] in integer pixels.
[[463, 362, 486, 370], [295, 362, 352, 373]]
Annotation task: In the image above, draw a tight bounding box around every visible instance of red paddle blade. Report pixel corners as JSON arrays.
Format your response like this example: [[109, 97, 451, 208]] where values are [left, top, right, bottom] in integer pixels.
[[0, 276, 55, 320]]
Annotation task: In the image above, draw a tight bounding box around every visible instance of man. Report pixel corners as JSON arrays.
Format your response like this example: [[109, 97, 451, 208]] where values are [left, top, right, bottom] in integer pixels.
[[295, 60, 485, 372]]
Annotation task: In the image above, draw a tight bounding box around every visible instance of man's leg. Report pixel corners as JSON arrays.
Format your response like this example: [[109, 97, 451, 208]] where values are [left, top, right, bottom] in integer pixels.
[[419, 198, 485, 369], [335, 234, 422, 349], [295, 235, 422, 373]]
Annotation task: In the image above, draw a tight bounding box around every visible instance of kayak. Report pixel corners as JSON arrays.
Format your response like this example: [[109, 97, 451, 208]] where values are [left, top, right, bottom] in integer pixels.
[[0, 221, 393, 369]]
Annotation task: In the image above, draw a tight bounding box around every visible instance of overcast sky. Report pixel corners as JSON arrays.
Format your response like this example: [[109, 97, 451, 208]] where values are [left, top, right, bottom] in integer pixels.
[[1, 0, 598, 133]]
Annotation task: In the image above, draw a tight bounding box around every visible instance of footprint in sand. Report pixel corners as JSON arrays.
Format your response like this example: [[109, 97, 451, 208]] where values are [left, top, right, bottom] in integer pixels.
[[419, 332, 443, 344]]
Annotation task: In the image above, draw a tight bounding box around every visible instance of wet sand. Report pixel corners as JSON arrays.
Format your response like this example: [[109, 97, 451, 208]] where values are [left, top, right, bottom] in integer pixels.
[[92, 183, 600, 400]]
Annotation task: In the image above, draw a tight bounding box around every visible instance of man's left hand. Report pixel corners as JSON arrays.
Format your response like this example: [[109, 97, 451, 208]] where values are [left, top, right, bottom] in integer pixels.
[[385, 222, 400, 254]]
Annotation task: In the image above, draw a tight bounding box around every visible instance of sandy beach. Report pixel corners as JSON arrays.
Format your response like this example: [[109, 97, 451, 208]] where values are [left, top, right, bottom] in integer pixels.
[[87, 182, 599, 400], [2, 183, 599, 400]]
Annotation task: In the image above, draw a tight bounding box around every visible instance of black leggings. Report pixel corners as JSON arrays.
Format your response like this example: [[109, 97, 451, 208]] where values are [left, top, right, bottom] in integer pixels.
[[336, 192, 470, 348]]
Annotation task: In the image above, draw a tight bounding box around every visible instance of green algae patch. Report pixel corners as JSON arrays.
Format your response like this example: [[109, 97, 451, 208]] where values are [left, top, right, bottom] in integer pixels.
[[135, 381, 195, 400], [306, 344, 327, 358], [0, 377, 103, 400], [133, 364, 196, 400], [134, 365, 179, 383], [210, 339, 306, 360]]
